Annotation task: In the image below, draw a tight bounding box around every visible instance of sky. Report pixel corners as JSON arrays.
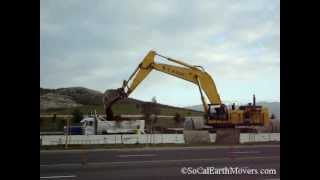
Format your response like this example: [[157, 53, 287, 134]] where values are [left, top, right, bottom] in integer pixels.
[[40, 0, 280, 107]]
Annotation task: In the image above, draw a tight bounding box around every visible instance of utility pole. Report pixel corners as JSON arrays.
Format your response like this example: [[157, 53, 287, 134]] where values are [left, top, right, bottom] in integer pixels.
[[150, 114, 154, 144], [65, 119, 70, 149]]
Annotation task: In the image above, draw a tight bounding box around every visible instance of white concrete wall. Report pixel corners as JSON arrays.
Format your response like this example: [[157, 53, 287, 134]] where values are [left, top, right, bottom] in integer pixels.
[[40, 134, 185, 145], [240, 133, 280, 143], [40, 133, 280, 146], [209, 134, 216, 142]]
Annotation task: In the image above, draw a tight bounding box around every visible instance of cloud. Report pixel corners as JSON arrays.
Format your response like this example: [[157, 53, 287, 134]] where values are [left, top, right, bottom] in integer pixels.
[[41, 0, 280, 106]]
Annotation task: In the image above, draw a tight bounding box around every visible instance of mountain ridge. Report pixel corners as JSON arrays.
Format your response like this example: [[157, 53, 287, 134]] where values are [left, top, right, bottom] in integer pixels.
[[40, 87, 203, 116]]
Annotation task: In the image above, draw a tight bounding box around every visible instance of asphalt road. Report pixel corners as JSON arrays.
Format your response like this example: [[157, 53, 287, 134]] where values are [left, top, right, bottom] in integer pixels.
[[40, 145, 280, 180]]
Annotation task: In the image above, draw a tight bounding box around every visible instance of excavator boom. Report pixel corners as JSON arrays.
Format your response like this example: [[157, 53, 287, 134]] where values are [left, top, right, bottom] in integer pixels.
[[103, 51, 222, 118]]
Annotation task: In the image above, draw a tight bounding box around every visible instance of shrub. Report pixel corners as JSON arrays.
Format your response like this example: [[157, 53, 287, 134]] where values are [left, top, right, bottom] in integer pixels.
[[71, 108, 83, 124]]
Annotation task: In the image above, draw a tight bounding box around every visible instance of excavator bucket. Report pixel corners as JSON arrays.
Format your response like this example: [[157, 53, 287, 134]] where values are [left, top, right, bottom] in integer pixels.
[[103, 88, 127, 120]]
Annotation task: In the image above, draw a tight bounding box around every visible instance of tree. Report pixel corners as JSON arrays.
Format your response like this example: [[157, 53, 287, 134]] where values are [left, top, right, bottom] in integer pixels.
[[50, 114, 57, 130], [174, 113, 185, 126], [151, 97, 160, 130], [51, 114, 57, 123], [141, 102, 152, 122], [151, 96, 157, 104], [141, 97, 160, 133], [174, 113, 181, 124], [57, 120, 65, 131], [71, 108, 83, 124], [151, 97, 160, 114]]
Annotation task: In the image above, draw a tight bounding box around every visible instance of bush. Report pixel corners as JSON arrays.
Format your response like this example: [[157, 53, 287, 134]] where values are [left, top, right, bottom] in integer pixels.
[[71, 108, 83, 124], [51, 114, 57, 123], [57, 120, 65, 131], [174, 113, 184, 125]]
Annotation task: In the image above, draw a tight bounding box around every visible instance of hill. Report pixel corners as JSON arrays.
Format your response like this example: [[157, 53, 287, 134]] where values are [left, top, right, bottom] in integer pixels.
[[40, 87, 203, 116]]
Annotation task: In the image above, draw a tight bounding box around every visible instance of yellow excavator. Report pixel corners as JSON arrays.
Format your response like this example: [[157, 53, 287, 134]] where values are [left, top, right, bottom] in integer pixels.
[[103, 50, 270, 128]]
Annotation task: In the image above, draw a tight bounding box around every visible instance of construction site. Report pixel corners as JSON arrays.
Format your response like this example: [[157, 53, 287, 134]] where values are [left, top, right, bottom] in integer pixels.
[[40, 1, 280, 179], [40, 50, 280, 146], [40, 51, 280, 180]]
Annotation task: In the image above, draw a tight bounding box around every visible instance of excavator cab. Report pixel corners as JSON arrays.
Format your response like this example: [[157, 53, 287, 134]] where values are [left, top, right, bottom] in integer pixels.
[[207, 104, 228, 120]]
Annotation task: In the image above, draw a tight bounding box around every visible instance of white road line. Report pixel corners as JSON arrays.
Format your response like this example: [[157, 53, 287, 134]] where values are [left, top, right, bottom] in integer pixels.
[[230, 151, 260, 154], [118, 154, 157, 157], [40, 175, 76, 179]]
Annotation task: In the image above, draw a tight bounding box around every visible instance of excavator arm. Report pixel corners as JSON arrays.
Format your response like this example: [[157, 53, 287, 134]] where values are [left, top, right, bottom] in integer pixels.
[[103, 50, 223, 119]]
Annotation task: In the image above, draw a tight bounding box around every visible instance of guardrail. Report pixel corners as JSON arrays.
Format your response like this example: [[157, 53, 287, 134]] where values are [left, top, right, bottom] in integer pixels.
[[40, 133, 280, 146]]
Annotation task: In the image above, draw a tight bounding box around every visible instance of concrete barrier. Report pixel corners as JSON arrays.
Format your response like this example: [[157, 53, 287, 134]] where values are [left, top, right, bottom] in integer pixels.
[[40, 133, 280, 146], [215, 128, 240, 145], [40, 134, 185, 145], [183, 130, 210, 144], [240, 133, 280, 143]]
